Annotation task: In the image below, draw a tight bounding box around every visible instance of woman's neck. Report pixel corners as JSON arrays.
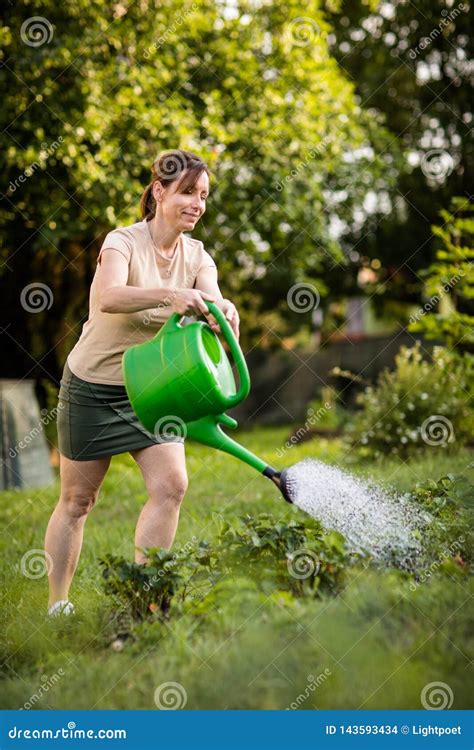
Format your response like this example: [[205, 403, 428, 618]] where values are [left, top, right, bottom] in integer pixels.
[[147, 215, 180, 258]]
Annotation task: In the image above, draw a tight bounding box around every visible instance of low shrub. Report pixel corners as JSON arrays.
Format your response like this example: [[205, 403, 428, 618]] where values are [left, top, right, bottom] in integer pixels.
[[99, 513, 349, 622], [344, 342, 473, 459]]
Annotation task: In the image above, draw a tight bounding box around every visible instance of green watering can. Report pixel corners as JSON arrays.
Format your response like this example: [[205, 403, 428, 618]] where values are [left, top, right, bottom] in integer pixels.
[[122, 300, 293, 504]]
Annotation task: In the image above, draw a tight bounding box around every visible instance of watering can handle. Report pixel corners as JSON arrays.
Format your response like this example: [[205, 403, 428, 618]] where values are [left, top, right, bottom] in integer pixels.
[[169, 300, 250, 406], [204, 300, 250, 407]]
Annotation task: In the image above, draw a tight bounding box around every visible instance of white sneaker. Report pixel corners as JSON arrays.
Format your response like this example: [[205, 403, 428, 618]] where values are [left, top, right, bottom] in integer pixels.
[[47, 600, 75, 618]]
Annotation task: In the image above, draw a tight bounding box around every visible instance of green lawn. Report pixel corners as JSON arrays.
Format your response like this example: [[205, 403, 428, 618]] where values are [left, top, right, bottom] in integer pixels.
[[1, 427, 472, 710]]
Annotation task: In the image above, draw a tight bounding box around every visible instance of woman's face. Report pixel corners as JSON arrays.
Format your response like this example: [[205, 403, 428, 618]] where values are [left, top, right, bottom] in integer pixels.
[[155, 170, 209, 231]]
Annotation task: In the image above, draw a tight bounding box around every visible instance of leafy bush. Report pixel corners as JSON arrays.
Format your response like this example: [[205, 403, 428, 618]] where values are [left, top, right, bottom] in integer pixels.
[[216, 512, 348, 596], [409, 469, 474, 567], [99, 550, 185, 621], [345, 342, 473, 458], [99, 513, 349, 622], [99, 543, 220, 621], [409, 197, 474, 354]]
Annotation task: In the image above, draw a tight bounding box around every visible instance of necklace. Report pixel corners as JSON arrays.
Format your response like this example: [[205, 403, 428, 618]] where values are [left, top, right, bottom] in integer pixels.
[[146, 220, 179, 260]]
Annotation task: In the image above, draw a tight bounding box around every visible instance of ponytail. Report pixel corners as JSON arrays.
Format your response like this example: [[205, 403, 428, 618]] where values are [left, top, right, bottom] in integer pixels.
[[140, 181, 156, 220]]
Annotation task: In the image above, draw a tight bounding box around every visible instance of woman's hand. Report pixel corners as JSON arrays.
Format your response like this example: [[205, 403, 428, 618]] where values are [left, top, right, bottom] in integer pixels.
[[208, 298, 240, 341], [169, 289, 215, 317]]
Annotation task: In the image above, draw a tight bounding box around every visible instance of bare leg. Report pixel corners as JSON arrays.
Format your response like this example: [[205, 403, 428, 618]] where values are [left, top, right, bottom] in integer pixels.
[[130, 442, 188, 564], [45, 454, 111, 606]]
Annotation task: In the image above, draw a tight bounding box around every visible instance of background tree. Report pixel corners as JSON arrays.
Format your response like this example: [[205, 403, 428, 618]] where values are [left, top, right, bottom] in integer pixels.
[[1, 0, 400, 383], [326, 0, 472, 315]]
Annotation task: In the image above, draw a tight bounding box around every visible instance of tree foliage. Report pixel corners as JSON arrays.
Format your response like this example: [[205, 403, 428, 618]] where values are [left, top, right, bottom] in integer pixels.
[[2, 0, 400, 379]]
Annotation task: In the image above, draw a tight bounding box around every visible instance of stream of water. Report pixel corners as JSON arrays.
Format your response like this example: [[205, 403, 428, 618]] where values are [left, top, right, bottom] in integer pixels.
[[284, 458, 430, 569]]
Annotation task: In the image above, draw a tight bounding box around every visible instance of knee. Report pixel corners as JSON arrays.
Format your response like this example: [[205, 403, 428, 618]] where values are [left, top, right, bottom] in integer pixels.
[[154, 472, 188, 506], [60, 487, 98, 519]]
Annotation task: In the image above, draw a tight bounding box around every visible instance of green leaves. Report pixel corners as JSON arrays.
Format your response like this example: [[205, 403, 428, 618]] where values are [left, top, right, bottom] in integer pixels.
[[2, 0, 399, 374], [345, 342, 474, 459], [409, 198, 474, 353], [99, 512, 349, 623]]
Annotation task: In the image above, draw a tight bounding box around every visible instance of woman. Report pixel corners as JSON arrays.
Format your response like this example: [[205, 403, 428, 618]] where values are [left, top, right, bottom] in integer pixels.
[[45, 149, 240, 617]]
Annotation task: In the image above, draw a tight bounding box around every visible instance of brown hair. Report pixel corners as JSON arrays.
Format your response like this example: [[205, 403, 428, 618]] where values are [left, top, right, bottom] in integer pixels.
[[140, 149, 209, 221]]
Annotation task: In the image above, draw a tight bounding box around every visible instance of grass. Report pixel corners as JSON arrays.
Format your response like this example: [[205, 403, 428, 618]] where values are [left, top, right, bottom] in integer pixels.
[[1, 426, 472, 710]]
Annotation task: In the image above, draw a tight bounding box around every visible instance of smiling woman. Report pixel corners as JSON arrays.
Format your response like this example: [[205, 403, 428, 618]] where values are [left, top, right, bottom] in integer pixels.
[[45, 148, 240, 619]]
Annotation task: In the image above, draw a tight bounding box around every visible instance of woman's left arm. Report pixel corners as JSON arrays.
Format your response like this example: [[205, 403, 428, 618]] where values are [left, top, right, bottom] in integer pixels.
[[194, 266, 240, 340]]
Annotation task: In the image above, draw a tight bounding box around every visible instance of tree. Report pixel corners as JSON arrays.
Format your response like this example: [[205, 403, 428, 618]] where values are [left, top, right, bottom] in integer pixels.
[[326, 0, 472, 313], [409, 196, 474, 354], [1, 0, 399, 382]]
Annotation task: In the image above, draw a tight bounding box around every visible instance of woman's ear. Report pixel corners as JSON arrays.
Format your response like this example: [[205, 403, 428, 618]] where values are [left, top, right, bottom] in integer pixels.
[[152, 181, 163, 203]]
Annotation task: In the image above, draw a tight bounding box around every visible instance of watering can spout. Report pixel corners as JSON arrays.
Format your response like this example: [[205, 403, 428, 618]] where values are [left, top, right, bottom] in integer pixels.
[[184, 412, 294, 504], [262, 467, 294, 504]]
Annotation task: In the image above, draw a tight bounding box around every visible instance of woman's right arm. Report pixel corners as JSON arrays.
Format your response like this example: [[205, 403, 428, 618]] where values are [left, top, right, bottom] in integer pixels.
[[98, 248, 215, 316]]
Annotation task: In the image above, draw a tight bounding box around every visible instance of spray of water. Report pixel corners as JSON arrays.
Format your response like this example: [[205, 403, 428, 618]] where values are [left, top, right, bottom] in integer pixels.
[[284, 458, 430, 569]]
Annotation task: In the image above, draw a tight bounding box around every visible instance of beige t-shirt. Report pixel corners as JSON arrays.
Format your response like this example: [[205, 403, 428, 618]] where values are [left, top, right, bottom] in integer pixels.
[[67, 218, 217, 384]]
